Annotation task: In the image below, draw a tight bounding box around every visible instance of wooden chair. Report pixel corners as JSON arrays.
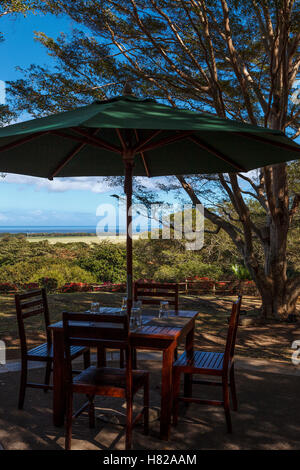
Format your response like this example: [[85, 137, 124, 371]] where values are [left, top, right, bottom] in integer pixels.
[[15, 289, 90, 409], [134, 281, 179, 312], [63, 311, 149, 450], [172, 296, 242, 433]]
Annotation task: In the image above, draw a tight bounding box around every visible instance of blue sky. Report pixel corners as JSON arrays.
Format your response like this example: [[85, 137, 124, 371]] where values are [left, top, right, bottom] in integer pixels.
[[1, 11, 295, 229], [0, 11, 169, 228]]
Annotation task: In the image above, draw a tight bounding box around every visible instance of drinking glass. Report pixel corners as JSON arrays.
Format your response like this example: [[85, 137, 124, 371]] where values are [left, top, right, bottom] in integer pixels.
[[90, 302, 99, 314], [121, 297, 127, 314], [133, 301, 142, 327], [158, 301, 169, 319]]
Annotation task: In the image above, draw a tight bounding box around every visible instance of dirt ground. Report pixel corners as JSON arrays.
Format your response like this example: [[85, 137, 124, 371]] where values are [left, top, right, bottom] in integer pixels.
[[1, 292, 299, 364], [1, 360, 300, 450]]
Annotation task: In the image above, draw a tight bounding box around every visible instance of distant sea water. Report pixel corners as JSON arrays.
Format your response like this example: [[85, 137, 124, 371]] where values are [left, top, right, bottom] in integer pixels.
[[0, 226, 148, 235]]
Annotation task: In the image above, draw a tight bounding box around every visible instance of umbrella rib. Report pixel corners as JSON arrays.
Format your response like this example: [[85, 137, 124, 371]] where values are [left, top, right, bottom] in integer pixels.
[[51, 129, 120, 154], [116, 129, 127, 151], [134, 129, 151, 177], [0, 131, 49, 153], [139, 131, 193, 153], [48, 129, 100, 180], [189, 135, 247, 172], [133, 130, 162, 154], [234, 132, 300, 153], [71, 127, 122, 154]]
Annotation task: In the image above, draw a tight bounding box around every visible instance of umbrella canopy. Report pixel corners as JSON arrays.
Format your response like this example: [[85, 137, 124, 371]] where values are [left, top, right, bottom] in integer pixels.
[[0, 95, 299, 178], [0, 94, 299, 312]]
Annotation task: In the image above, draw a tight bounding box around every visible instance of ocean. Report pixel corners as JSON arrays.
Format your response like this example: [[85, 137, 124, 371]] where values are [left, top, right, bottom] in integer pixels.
[[0, 225, 148, 234]]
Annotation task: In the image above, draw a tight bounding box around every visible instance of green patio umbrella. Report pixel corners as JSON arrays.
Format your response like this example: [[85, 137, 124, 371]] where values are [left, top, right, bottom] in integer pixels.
[[0, 94, 299, 312]]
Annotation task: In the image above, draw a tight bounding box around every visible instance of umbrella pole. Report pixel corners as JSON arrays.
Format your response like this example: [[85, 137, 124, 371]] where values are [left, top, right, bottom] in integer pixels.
[[124, 159, 133, 317]]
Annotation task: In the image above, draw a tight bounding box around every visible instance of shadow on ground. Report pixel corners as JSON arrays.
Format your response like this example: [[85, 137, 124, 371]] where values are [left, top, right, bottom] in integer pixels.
[[1, 359, 300, 450]]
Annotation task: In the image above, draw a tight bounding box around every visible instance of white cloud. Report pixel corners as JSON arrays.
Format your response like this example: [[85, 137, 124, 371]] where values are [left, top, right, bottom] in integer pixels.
[[0, 213, 8, 222], [1, 174, 113, 193]]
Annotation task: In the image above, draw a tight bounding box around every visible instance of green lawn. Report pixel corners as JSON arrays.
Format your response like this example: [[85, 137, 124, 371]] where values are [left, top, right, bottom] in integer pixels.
[[0, 292, 297, 363]]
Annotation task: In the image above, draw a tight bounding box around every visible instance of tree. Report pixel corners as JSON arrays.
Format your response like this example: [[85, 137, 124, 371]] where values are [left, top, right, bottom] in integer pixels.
[[7, 0, 300, 319], [0, 1, 37, 125]]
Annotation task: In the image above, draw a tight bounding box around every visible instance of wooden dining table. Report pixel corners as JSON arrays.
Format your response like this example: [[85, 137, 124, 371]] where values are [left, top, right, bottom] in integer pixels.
[[48, 307, 199, 441]]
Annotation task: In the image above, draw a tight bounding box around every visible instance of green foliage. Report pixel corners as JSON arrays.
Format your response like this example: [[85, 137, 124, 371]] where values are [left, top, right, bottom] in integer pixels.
[[30, 264, 96, 287], [231, 264, 252, 281], [38, 277, 58, 292], [78, 241, 127, 283], [154, 262, 223, 283]]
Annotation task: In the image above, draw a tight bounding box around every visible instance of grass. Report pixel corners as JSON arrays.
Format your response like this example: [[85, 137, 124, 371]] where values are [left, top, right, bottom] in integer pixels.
[[1, 292, 298, 364], [27, 234, 141, 244]]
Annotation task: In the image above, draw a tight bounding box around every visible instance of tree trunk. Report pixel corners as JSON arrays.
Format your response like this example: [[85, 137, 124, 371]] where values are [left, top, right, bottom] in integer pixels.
[[259, 287, 299, 320]]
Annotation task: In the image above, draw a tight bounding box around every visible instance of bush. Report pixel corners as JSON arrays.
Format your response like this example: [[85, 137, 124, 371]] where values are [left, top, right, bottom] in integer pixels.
[[231, 264, 252, 280], [177, 261, 224, 281], [38, 277, 58, 293], [0, 282, 18, 293], [61, 282, 92, 293], [78, 242, 126, 283], [29, 264, 96, 288], [22, 282, 39, 291]]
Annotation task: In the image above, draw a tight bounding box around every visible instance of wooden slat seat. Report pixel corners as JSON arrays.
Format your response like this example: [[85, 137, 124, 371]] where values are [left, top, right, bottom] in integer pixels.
[[174, 351, 225, 375], [15, 288, 90, 409], [172, 296, 242, 434], [27, 343, 86, 361]]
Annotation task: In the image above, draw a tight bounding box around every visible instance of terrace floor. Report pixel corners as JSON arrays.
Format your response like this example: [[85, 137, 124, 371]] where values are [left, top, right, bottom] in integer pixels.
[[1, 358, 300, 450]]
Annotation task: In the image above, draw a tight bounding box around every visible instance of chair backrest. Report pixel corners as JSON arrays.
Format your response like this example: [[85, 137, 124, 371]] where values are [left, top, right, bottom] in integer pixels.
[[134, 282, 179, 311], [15, 288, 51, 356], [63, 312, 132, 389], [223, 296, 242, 372]]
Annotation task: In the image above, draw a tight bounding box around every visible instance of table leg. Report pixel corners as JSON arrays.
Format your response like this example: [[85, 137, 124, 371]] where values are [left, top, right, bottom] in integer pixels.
[[184, 320, 195, 398], [160, 343, 175, 440], [53, 329, 66, 426], [97, 345, 106, 367]]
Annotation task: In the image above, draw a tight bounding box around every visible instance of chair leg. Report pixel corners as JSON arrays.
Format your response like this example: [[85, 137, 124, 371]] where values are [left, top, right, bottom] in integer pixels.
[[144, 377, 149, 435], [222, 377, 232, 433], [120, 349, 124, 368], [230, 365, 238, 411], [18, 358, 27, 409], [83, 349, 91, 369], [121, 348, 137, 369], [125, 397, 133, 450], [174, 348, 178, 361], [132, 348, 137, 369], [172, 369, 181, 426], [88, 396, 95, 429], [44, 361, 52, 392], [65, 391, 73, 450]]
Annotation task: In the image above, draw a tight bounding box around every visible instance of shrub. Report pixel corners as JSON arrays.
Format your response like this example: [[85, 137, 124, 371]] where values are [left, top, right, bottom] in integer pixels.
[[30, 264, 96, 287], [38, 277, 58, 293], [78, 242, 126, 283], [0, 282, 18, 293], [231, 264, 252, 280], [177, 261, 224, 281], [61, 282, 92, 293], [154, 265, 180, 282], [22, 282, 39, 291]]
